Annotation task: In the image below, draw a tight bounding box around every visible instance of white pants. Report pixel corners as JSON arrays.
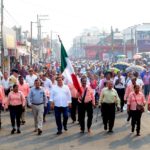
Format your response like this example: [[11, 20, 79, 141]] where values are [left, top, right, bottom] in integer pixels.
[[32, 104, 44, 130]]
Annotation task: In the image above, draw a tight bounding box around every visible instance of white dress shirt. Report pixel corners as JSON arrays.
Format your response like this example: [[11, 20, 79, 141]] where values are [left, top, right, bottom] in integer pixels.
[[50, 84, 71, 107], [26, 74, 37, 87], [1, 78, 9, 89], [113, 76, 125, 89], [42, 78, 52, 91]]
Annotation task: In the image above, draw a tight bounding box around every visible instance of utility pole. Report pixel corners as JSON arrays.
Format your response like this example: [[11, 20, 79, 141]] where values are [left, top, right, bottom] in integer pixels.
[[37, 14, 49, 63], [111, 26, 114, 62], [1, 0, 4, 72], [30, 21, 37, 66]]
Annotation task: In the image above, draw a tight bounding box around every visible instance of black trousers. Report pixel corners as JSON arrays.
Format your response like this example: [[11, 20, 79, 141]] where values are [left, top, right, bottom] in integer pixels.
[[9, 105, 22, 129], [78, 102, 93, 131], [101, 103, 116, 131], [71, 98, 78, 122], [130, 110, 142, 133], [0, 103, 2, 127], [115, 88, 125, 111]]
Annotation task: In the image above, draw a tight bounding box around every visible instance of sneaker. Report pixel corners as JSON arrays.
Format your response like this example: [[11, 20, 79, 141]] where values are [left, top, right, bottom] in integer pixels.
[[11, 128, 16, 134], [38, 129, 42, 135], [17, 129, 21, 134]]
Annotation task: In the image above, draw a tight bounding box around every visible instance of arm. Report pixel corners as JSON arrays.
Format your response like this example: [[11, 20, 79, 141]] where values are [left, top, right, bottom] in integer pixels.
[[91, 89, 95, 106], [99, 89, 104, 106], [20, 92, 26, 107], [28, 90, 33, 106]]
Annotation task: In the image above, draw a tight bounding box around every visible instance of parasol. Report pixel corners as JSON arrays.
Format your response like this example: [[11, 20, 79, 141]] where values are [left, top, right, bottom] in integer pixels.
[[113, 62, 130, 71], [126, 65, 146, 73]]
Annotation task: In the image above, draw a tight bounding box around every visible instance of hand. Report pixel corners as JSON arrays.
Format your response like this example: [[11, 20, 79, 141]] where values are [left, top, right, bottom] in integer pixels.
[[124, 101, 127, 104], [50, 103, 54, 110], [117, 106, 120, 111], [68, 103, 72, 109]]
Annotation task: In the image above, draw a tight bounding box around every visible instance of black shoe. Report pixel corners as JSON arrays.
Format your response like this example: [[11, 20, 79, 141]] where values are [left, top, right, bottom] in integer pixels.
[[64, 127, 68, 131], [38, 129, 42, 135], [104, 125, 107, 131], [107, 130, 113, 133], [127, 117, 130, 122], [17, 129, 21, 134], [21, 121, 25, 125], [131, 128, 134, 133], [11, 128, 16, 134], [136, 133, 140, 136], [80, 130, 84, 133], [57, 131, 62, 135]]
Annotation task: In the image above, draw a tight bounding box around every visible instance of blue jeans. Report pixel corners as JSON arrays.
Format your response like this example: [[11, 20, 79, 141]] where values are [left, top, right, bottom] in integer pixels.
[[54, 106, 68, 132]]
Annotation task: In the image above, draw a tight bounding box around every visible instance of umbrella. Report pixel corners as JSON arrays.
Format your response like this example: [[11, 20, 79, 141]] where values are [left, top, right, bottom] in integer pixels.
[[113, 62, 130, 71], [109, 67, 120, 74], [126, 65, 146, 73], [133, 54, 142, 60], [117, 55, 126, 58]]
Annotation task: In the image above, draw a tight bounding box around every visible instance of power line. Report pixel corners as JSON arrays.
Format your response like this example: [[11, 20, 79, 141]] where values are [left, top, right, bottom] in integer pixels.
[[3, 8, 20, 26]]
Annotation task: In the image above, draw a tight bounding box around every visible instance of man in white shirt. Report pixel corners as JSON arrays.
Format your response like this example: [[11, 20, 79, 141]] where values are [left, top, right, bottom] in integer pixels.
[[41, 74, 53, 114], [26, 68, 37, 88], [113, 71, 125, 112], [50, 74, 71, 135], [1, 72, 10, 96]]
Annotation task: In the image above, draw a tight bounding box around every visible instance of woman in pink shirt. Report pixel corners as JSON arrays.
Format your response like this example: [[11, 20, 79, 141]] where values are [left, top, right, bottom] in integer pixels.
[[0, 86, 5, 129], [8, 84, 25, 134], [127, 84, 146, 136]]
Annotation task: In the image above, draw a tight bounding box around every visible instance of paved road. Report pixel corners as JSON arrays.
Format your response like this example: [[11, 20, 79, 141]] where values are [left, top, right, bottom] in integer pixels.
[[0, 109, 150, 150]]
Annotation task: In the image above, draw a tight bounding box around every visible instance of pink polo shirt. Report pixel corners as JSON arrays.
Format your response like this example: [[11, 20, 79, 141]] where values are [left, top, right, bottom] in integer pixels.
[[78, 86, 95, 106], [0, 86, 5, 104], [8, 91, 26, 107], [127, 91, 146, 110], [18, 83, 30, 97]]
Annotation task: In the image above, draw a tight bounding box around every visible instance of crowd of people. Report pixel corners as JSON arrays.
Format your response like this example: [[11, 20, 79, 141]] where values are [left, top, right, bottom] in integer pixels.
[[0, 60, 150, 137]]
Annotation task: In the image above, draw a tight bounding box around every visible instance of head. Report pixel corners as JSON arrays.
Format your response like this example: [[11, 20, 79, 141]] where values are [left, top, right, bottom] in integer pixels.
[[134, 72, 139, 78], [4, 72, 8, 79], [19, 76, 24, 84], [13, 84, 18, 93], [131, 77, 136, 85], [12, 69, 19, 78], [107, 80, 113, 90], [34, 79, 41, 88], [81, 75, 87, 88], [134, 84, 140, 94], [56, 74, 63, 87], [29, 68, 34, 75]]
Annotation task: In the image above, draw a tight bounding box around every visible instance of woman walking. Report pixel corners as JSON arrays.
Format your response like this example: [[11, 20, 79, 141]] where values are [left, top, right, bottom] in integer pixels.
[[8, 84, 26, 134], [127, 84, 146, 136]]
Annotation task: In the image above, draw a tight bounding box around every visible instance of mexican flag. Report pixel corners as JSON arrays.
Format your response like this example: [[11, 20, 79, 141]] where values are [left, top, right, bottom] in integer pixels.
[[59, 37, 82, 95]]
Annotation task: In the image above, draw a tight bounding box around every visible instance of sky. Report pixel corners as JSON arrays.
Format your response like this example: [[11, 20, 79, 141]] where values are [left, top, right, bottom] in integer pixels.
[[3, 0, 150, 49]]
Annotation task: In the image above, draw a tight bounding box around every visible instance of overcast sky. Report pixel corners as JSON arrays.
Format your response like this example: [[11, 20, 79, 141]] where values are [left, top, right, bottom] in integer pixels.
[[3, 0, 150, 49]]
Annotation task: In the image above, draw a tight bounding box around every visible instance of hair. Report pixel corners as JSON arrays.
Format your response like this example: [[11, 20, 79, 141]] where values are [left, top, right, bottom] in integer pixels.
[[81, 75, 87, 82], [13, 84, 18, 89], [18, 75, 23, 80], [134, 84, 139, 89]]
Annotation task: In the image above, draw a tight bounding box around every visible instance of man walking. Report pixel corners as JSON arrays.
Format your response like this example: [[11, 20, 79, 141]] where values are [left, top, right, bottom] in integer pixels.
[[78, 75, 95, 133], [99, 80, 120, 133], [50, 74, 71, 135], [28, 79, 46, 135]]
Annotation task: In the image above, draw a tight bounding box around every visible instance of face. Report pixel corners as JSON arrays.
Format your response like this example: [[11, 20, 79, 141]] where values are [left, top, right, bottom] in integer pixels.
[[4, 72, 8, 78], [134, 85, 140, 93], [34, 80, 40, 88], [57, 77, 63, 86], [29, 70, 33, 75], [81, 78, 87, 87], [19, 77, 24, 84], [107, 81, 113, 89], [13, 85, 18, 92], [131, 79, 136, 85]]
